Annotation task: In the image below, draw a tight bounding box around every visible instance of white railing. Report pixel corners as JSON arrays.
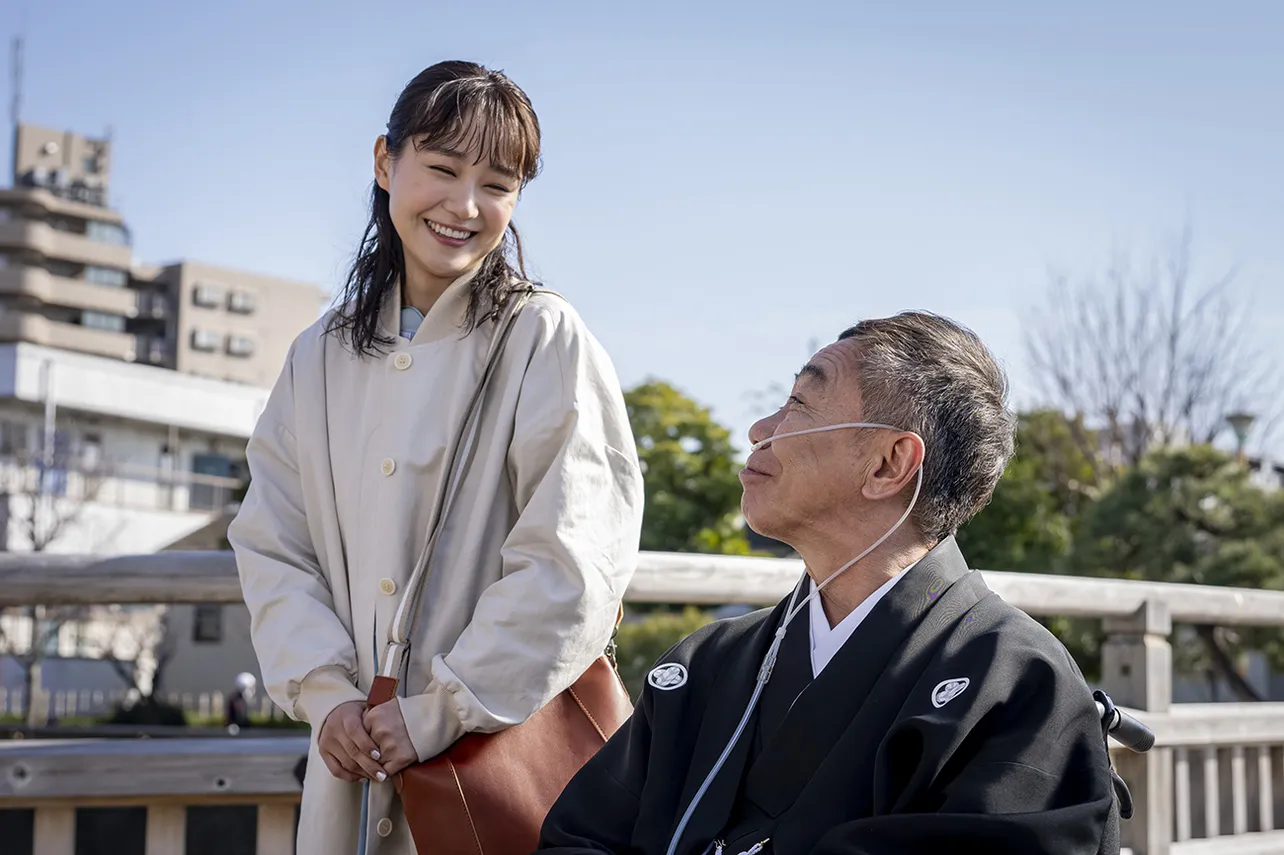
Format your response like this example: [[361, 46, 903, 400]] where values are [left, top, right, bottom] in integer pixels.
[[2, 551, 1284, 855], [0, 687, 288, 722]]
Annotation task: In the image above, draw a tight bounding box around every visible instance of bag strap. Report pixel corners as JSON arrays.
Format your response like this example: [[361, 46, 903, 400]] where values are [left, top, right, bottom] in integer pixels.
[[378, 286, 536, 684]]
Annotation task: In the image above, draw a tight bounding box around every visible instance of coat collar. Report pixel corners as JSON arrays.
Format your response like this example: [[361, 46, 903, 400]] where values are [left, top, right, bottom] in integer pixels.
[[377, 265, 484, 346]]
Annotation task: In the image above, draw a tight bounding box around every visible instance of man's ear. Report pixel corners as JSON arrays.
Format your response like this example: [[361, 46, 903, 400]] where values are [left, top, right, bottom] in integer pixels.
[[861, 433, 924, 502]]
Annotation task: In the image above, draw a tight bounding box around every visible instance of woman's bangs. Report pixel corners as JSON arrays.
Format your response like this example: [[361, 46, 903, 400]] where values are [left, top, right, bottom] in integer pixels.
[[409, 84, 539, 182]]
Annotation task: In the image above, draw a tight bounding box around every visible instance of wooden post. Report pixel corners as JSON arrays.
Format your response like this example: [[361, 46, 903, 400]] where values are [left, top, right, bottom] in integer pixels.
[[33, 806, 75, 855], [145, 805, 186, 855], [256, 803, 296, 855], [1102, 600, 1173, 855]]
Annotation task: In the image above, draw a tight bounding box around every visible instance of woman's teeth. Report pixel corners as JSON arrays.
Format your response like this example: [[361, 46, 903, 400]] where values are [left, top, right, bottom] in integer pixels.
[[427, 220, 473, 241]]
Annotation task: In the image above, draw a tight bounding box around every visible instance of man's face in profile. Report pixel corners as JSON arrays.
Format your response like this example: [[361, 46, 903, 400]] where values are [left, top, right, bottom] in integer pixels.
[[740, 340, 873, 545]]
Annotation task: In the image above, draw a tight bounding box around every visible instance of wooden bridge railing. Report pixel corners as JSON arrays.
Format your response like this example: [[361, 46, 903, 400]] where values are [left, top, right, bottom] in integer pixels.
[[3, 551, 1284, 855]]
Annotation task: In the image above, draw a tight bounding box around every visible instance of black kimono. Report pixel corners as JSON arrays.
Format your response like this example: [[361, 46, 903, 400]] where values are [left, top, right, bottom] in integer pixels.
[[539, 538, 1117, 855]]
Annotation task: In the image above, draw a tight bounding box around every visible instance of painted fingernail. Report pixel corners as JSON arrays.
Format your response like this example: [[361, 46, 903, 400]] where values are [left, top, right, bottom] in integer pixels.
[[370, 749, 381, 761], [375, 771, 387, 782]]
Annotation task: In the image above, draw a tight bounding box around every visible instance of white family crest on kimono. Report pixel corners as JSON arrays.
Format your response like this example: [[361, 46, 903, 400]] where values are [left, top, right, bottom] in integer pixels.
[[931, 676, 971, 708], [648, 663, 689, 691]]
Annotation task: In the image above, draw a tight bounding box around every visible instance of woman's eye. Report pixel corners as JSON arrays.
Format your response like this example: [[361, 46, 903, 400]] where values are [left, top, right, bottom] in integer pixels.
[[430, 165, 456, 177], [486, 184, 513, 193]]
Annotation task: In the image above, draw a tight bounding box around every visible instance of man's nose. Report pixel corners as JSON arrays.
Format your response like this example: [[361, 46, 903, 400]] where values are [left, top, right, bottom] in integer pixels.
[[748, 411, 784, 448]]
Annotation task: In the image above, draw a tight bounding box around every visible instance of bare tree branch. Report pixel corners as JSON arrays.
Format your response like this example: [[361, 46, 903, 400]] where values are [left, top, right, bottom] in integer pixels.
[[0, 449, 110, 722], [1022, 226, 1278, 467]]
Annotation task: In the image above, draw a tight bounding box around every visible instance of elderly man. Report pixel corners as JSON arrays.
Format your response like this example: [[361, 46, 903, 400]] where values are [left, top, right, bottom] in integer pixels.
[[538, 312, 1117, 855]]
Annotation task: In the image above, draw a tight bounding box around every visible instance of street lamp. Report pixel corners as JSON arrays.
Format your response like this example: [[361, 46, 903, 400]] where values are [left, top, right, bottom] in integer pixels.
[[1226, 411, 1256, 462]]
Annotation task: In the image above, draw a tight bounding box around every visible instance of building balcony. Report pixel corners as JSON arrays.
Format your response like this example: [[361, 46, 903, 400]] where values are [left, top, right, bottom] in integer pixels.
[[0, 311, 138, 362], [0, 220, 132, 271], [0, 456, 244, 515], [0, 187, 125, 227], [0, 343, 269, 440], [0, 267, 140, 319]]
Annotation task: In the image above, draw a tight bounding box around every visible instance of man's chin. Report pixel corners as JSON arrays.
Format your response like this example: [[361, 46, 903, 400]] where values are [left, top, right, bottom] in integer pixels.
[[741, 502, 781, 542]]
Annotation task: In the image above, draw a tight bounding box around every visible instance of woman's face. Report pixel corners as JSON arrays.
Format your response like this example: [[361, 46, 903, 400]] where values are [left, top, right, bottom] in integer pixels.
[[375, 130, 521, 292]]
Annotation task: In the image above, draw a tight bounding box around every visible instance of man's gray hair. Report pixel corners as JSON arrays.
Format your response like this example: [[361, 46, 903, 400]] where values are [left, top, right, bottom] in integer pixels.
[[838, 311, 1016, 543]]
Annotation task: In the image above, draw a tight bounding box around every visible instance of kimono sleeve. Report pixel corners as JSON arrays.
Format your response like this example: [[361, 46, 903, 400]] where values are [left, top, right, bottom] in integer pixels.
[[227, 343, 365, 728], [811, 643, 1116, 855], [397, 301, 646, 762]]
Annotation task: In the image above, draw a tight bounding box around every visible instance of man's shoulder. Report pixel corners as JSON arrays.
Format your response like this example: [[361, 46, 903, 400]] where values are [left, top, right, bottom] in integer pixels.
[[651, 606, 776, 674], [945, 578, 1090, 687]]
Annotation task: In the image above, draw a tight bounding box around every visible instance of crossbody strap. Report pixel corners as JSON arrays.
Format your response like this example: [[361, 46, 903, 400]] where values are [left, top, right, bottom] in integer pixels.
[[379, 286, 537, 682]]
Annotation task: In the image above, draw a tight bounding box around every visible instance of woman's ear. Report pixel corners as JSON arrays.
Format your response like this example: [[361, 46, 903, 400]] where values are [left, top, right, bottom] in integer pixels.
[[374, 136, 392, 192]]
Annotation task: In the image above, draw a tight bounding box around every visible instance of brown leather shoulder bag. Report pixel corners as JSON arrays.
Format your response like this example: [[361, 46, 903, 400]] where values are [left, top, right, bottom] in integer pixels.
[[365, 287, 633, 855]]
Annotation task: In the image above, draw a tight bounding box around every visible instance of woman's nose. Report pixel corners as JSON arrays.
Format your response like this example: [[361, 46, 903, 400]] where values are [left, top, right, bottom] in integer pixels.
[[443, 184, 480, 221]]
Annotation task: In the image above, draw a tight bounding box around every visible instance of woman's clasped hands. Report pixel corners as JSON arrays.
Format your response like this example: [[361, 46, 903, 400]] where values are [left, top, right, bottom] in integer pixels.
[[317, 699, 418, 784]]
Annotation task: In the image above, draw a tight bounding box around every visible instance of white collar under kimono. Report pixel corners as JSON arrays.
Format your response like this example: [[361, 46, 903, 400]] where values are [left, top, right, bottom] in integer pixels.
[[808, 560, 919, 677]]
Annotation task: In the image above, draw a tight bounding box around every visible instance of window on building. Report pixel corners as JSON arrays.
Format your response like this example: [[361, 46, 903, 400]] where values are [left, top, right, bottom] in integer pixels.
[[48, 216, 80, 234], [84, 266, 128, 288], [37, 618, 64, 657], [226, 335, 256, 358], [0, 207, 10, 223], [0, 251, 8, 268], [82, 311, 126, 332], [191, 328, 222, 352], [193, 605, 223, 643], [85, 220, 129, 246], [80, 433, 103, 471], [227, 290, 257, 314], [193, 283, 224, 308], [190, 451, 233, 510], [46, 259, 80, 278], [0, 421, 27, 456]]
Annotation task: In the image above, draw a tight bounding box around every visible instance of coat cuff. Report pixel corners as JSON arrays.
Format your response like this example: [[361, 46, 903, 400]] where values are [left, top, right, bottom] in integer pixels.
[[296, 665, 367, 728], [397, 683, 467, 763]]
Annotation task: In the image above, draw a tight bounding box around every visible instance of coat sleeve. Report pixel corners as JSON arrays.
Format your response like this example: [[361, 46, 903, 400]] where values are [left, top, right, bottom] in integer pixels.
[[397, 303, 646, 762], [811, 644, 1117, 855], [227, 343, 366, 729]]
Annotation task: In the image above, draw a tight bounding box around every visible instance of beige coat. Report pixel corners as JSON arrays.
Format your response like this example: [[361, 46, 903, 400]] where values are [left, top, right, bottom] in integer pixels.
[[227, 272, 644, 854]]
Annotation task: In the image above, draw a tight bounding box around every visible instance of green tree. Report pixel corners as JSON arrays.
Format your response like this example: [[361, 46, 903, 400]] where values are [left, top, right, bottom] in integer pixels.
[[625, 380, 753, 555], [1072, 445, 1284, 699], [957, 410, 1103, 574]]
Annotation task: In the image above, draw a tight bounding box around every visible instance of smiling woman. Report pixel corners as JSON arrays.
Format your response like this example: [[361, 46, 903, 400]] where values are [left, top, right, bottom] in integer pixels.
[[327, 60, 543, 356], [228, 60, 644, 855]]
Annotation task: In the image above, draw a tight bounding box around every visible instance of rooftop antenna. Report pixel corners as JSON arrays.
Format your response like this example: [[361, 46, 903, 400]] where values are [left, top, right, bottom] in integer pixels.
[[9, 35, 22, 186]]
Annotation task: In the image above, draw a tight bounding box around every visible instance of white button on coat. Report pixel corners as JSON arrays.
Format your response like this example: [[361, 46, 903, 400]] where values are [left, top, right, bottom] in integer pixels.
[[393, 353, 412, 370], [376, 817, 393, 837], [379, 578, 396, 596], [380, 458, 395, 476]]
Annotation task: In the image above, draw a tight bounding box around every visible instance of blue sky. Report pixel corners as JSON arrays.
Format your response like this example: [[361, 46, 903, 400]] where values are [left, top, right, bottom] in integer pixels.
[[5, 0, 1282, 457]]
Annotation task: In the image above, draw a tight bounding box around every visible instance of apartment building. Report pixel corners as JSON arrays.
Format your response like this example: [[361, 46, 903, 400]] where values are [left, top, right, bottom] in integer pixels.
[[0, 121, 332, 715], [0, 122, 327, 557], [0, 123, 326, 388]]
